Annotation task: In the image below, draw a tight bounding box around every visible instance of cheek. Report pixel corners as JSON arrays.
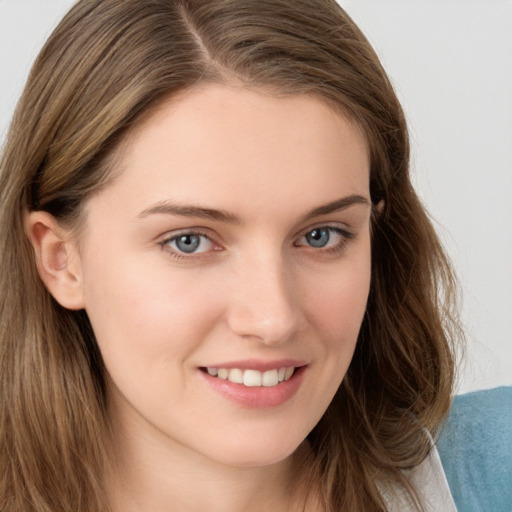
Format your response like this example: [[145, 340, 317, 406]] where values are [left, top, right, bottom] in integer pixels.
[[304, 257, 371, 347], [81, 252, 224, 371], [290, 255, 371, 431]]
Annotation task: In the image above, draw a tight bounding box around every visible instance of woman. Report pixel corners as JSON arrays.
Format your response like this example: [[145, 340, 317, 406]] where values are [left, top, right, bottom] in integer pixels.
[[0, 1, 461, 510]]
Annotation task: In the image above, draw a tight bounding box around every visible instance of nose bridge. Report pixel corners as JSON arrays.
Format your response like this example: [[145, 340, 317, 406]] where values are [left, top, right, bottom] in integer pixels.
[[227, 246, 302, 345]]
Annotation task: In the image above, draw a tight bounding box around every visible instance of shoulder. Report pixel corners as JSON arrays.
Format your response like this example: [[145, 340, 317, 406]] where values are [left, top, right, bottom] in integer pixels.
[[437, 386, 512, 512]]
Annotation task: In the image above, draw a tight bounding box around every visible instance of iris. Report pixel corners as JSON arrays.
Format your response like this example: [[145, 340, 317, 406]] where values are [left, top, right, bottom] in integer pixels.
[[174, 234, 201, 253], [305, 228, 330, 248]]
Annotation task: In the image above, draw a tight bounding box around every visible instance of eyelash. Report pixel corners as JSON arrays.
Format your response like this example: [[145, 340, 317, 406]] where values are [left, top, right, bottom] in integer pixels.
[[294, 226, 355, 255], [158, 225, 355, 261], [158, 229, 218, 260]]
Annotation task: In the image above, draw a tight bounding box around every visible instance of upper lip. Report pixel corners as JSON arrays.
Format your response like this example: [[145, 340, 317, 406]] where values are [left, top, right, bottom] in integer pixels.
[[201, 359, 308, 371]]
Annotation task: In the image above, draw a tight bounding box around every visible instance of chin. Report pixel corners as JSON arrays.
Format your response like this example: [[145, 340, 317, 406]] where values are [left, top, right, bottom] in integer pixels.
[[205, 432, 304, 469]]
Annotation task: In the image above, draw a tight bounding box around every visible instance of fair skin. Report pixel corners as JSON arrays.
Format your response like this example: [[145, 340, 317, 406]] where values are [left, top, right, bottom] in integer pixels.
[[28, 85, 372, 512]]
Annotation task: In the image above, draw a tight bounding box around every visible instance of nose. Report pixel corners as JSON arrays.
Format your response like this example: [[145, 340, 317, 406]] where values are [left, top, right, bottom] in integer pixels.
[[226, 251, 304, 346]]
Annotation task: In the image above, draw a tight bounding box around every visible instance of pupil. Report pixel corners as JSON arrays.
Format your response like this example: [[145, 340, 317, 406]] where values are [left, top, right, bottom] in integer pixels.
[[306, 228, 329, 248], [176, 235, 200, 253]]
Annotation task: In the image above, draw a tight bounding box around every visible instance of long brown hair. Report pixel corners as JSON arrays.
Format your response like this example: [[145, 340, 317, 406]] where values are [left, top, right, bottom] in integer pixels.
[[0, 1, 461, 510]]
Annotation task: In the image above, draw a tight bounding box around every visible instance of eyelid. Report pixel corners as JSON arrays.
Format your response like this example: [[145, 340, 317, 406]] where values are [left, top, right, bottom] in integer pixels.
[[293, 224, 356, 252], [295, 223, 355, 242], [158, 228, 223, 259]]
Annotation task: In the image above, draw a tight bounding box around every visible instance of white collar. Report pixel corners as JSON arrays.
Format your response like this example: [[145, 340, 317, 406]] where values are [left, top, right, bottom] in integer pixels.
[[379, 445, 457, 511]]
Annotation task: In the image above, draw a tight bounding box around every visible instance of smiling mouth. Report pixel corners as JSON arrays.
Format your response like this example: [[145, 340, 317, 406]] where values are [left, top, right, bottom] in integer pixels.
[[201, 367, 296, 387]]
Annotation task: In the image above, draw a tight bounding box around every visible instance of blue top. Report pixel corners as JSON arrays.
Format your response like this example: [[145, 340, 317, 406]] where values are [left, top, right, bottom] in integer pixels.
[[437, 386, 512, 512]]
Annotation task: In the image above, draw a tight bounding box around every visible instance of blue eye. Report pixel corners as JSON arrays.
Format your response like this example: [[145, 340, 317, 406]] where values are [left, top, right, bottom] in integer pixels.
[[305, 228, 331, 248], [297, 226, 354, 251], [165, 233, 214, 254]]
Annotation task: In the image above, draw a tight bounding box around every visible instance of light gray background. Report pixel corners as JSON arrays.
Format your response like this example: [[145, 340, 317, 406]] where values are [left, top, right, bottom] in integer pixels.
[[1, 0, 511, 393]]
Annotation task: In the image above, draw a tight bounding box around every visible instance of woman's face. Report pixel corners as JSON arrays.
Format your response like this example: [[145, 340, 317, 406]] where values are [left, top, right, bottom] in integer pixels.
[[77, 84, 372, 467]]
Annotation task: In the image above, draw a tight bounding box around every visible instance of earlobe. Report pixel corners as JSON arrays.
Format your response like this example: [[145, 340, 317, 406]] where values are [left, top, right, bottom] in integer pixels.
[[25, 211, 85, 310], [374, 199, 385, 217]]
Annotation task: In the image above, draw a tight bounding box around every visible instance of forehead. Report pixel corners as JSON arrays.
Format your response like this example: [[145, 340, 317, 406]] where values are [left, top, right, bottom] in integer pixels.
[[88, 84, 370, 221]]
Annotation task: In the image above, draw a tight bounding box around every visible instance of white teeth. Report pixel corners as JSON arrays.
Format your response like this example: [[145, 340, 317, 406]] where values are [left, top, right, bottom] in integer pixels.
[[243, 369, 262, 387], [228, 368, 243, 384], [205, 366, 296, 387], [262, 369, 279, 387]]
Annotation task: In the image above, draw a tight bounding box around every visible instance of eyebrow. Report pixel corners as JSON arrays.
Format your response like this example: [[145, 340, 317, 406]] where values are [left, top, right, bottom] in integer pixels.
[[304, 194, 370, 218], [137, 201, 240, 223], [136, 194, 370, 224]]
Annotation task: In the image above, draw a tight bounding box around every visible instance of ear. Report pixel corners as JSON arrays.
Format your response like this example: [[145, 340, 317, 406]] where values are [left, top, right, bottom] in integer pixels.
[[25, 211, 85, 310], [374, 199, 385, 217]]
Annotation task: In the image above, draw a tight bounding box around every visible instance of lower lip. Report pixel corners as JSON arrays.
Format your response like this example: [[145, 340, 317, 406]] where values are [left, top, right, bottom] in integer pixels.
[[199, 366, 306, 409]]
